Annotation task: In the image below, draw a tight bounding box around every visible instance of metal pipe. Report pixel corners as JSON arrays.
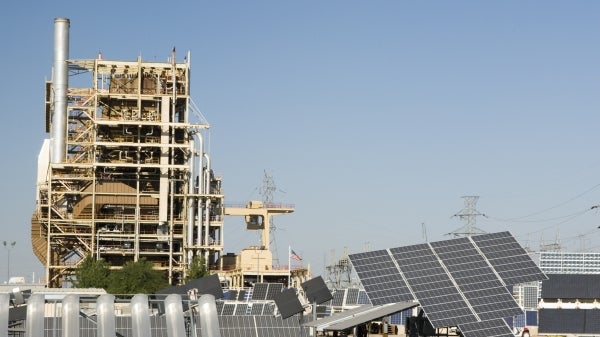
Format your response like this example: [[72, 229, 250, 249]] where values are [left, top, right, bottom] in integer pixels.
[[25, 294, 44, 337], [165, 294, 186, 337], [97, 295, 116, 337], [131, 294, 151, 337], [198, 295, 222, 337], [51, 18, 69, 163], [196, 134, 204, 247], [203, 153, 211, 268], [187, 134, 196, 265], [62, 295, 79, 337], [0, 293, 8, 337]]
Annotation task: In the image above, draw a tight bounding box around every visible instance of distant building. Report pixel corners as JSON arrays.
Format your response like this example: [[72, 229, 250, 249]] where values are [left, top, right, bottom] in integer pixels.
[[538, 251, 600, 274]]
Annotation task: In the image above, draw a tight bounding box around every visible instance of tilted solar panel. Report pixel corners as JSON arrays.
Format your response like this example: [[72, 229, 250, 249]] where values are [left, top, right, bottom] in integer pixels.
[[251, 283, 269, 301], [331, 290, 345, 307], [471, 232, 546, 286], [345, 288, 360, 305], [431, 237, 522, 321], [349, 231, 545, 331], [390, 243, 476, 327], [348, 249, 414, 305], [266, 283, 284, 300]]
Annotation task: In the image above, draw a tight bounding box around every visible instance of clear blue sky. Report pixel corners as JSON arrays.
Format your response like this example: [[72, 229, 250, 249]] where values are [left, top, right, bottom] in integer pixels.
[[1, 1, 600, 282]]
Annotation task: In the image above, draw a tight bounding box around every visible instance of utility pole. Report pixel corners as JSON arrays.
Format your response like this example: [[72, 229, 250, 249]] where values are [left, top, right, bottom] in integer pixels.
[[3, 241, 16, 283]]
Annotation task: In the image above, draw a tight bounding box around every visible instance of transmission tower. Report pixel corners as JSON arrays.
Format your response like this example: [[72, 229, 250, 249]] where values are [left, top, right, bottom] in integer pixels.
[[325, 248, 354, 290], [259, 170, 283, 268], [448, 196, 487, 237]]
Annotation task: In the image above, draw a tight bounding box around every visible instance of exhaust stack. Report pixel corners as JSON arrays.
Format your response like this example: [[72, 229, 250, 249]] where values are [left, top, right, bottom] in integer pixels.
[[51, 18, 69, 163]]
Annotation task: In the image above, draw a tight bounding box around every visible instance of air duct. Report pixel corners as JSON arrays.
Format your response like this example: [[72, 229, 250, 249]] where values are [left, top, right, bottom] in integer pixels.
[[51, 18, 69, 163]]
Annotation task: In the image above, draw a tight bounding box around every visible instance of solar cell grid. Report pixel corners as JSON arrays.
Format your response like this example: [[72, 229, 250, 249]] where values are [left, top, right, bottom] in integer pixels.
[[251, 283, 269, 301], [471, 232, 546, 286], [234, 303, 248, 315], [218, 316, 257, 337], [433, 238, 523, 321], [215, 301, 224, 314], [331, 290, 345, 306], [458, 318, 513, 337], [251, 303, 264, 315], [222, 303, 236, 316], [263, 303, 275, 315], [391, 244, 478, 327], [357, 290, 371, 304], [349, 250, 414, 305], [266, 283, 283, 300], [345, 288, 359, 305]]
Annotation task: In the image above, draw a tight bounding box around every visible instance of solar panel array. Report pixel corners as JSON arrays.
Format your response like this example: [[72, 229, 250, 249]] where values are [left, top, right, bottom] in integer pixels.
[[349, 231, 546, 337]]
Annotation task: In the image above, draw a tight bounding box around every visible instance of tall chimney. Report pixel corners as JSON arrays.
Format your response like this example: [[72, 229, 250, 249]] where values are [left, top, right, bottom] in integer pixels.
[[51, 18, 69, 163]]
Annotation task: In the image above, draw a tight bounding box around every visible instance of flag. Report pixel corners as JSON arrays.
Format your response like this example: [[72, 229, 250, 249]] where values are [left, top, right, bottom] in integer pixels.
[[290, 249, 302, 261]]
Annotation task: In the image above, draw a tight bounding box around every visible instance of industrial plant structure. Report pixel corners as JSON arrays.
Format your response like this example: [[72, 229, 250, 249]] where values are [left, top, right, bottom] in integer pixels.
[[31, 18, 309, 289], [31, 18, 224, 287]]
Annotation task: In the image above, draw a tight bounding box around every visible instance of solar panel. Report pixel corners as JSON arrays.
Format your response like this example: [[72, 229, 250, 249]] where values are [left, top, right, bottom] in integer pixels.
[[348, 249, 414, 305], [234, 303, 248, 315], [237, 290, 247, 301], [431, 237, 522, 321], [255, 315, 305, 337], [215, 301, 224, 315], [390, 243, 476, 327], [471, 232, 546, 286], [252, 283, 269, 301], [301, 276, 333, 305], [357, 290, 371, 304], [219, 316, 258, 337], [331, 290, 345, 307], [345, 288, 359, 305], [265, 283, 284, 300], [458, 318, 514, 337], [221, 303, 236, 316], [350, 231, 544, 330], [250, 303, 265, 315]]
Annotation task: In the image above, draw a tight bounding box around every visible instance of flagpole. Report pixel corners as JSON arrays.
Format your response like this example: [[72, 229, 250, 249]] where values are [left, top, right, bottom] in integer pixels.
[[288, 245, 291, 288]]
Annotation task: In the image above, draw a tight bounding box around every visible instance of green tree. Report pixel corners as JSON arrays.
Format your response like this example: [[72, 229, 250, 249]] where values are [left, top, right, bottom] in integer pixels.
[[74, 255, 111, 289], [107, 258, 169, 294], [186, 255, 208, 281]]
